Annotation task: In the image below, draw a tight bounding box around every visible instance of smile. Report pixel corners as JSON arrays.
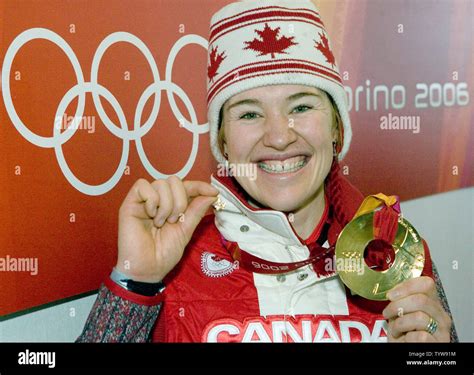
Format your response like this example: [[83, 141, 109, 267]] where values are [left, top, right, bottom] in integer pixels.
[[257, 155, 309, 174]]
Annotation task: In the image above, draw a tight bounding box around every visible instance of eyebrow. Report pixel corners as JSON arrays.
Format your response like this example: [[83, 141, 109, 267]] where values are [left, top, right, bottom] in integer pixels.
[[225, 92, 323, 112], [226, 99, 261, 112], [287, 92, 323, 101]]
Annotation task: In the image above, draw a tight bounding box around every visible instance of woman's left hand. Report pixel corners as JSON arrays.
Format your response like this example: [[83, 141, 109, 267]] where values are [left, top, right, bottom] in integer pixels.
[[382, 276, 451, 342]]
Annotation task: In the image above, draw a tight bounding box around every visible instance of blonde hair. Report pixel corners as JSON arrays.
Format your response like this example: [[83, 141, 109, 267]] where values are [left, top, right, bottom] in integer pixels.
[[217, 93, 343, 158]]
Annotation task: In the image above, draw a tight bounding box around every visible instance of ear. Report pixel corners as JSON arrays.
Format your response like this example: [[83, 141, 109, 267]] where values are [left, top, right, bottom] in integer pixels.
[[223, 141, 228, 158], [331, 122, 339, 143], [331, 118, 344, 156]]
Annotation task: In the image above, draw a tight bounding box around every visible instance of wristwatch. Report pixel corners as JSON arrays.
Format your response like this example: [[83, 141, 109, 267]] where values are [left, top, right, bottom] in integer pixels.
[[110, 268, 165, 297]]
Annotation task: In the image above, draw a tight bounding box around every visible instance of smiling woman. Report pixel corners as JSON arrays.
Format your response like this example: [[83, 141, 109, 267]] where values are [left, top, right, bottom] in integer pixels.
[[77, 0, 457, 343], [218, 85, 341, 238]]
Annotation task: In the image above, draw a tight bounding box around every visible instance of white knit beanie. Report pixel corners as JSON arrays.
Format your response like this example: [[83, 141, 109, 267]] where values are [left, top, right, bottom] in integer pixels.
[[206, 0, 352, 165]]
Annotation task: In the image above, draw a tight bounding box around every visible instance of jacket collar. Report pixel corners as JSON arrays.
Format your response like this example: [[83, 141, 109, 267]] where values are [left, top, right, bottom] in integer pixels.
[[210, 174, 329, 246]]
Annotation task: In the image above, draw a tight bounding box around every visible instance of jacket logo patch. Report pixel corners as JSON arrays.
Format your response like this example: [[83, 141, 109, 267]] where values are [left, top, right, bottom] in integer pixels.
[[201, 252, 236, 278]]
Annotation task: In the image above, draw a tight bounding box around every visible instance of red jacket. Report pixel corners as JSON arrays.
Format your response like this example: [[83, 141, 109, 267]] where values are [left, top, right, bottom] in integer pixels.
[[150, 172, 434, 343], [79, 167, 445, 343]]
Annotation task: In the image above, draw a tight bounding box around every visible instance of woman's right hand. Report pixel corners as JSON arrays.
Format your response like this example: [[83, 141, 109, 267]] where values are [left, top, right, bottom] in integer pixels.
[[116, 176, 219, 283]]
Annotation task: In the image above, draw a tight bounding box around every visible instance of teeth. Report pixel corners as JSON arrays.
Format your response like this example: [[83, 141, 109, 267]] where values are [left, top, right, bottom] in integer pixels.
[[257, 158, 308, 174]]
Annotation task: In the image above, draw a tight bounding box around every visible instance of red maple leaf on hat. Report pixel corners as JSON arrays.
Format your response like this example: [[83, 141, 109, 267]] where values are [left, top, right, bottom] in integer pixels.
[[244, 23, 297, 59], [314, 32, 336, 68], [208, 45, 226, 82]]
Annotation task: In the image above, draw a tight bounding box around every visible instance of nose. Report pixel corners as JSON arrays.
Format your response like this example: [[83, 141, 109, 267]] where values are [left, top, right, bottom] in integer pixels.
[[262, 113, 297, 150]]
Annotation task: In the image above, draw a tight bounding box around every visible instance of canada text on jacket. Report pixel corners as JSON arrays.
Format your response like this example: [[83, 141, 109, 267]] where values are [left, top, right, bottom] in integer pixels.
[[202, 315, 388, 343]]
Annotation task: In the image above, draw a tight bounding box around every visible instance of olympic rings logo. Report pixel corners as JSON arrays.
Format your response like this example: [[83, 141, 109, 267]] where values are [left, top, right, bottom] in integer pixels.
[[1, 28, 209, 196]]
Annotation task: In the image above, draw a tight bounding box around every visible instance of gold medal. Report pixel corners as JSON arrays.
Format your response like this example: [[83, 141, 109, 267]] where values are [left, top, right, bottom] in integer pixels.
[[335, 196, 425, 301]]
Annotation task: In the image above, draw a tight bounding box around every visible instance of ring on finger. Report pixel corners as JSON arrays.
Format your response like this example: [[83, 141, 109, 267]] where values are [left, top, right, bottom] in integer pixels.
[[425, 316, 439, 335]]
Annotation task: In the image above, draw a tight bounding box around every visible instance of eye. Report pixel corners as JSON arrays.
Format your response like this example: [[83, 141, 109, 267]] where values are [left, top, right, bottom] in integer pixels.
[[239, 112, 260, 120], [291, 105, 313, 114]]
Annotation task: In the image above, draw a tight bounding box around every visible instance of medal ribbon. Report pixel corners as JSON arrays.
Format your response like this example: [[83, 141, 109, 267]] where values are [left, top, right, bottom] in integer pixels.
[[353, 193, 401, 270], [354, 193, 401, 242], [219, 201, 334, 275], [354, 193, 400, 219], [220, 235, 334, 275], [219, 194, 400, 275]]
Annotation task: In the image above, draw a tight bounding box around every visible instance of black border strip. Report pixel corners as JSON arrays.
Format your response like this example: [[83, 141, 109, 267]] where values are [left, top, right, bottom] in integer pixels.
[[0, 290, 98, 322], [0, 343, 472, 370]]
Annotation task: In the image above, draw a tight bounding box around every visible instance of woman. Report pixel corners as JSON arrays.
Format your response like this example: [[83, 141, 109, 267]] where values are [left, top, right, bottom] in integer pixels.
[[77, 0, 456, 343]]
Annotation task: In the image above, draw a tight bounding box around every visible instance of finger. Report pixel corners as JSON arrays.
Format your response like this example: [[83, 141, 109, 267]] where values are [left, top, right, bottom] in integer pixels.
[[122, 178, 159, 219], [404, 331, 436, 343], [388, 311, 431, 338], [151, 179, 174, 227], [383, 293, 445, 323], [180, 195, 218, 235], [166, 176, 188, 224], [386, 276, 437, 301], [184, 181, 219, 198], [387, 324, 405, 342]]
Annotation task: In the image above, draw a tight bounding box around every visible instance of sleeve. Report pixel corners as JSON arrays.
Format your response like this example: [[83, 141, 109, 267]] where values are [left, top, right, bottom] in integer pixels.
[[76, 277, 163, 343], [422, 239, 459, 343], [431, 262, 459, 343]]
